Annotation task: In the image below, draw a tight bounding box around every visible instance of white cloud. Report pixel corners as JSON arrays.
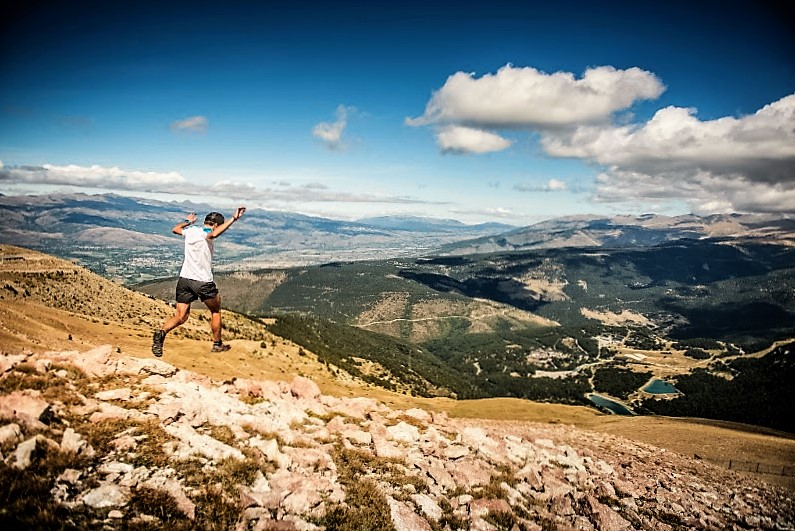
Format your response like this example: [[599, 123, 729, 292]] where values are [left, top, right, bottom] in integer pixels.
[[550, 93, 795, 213], [593, 168, 795, 214], [543, 95, 795, 180], [408, 64, 664, 130], [482, 207, 515, 218], [0, 163, 186, 191], [409, 61, 795, 214], [302, 182, 329, 190], [436, 125, 513, 154], [450, 206, 517, 219], [170, 115, 208, 134], [514, 178, 569, 192], [0, 162, 447, 207], [209, 179, 443, 205], [313, 105, 352, 150]]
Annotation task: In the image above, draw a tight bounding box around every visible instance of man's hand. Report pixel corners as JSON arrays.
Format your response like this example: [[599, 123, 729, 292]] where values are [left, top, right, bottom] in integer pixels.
[[233, 207, 246, 220], [172, 212, 197, 235]]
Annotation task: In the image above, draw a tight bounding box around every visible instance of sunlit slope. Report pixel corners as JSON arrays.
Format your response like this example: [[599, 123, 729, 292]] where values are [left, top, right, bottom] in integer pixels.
[[0, 244, 456, 400], [138, 239, 795, 351], [137, 258, 560, 344]]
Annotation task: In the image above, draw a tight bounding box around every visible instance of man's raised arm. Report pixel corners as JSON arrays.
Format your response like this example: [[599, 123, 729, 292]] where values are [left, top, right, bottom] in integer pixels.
[[209, 207, 246, 239], [172, 212, 197, 235]]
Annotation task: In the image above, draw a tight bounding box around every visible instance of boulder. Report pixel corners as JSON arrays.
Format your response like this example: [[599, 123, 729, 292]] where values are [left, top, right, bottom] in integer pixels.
[[0, 354, 26, 373], [12, 436, 38, 469], [388, 497, 433, 531], [61, 427, 94, 456], [386, 421, 421, 444], [0, 423, 22, 446], [81, 483, 130, 508], [290, 376, 321, 400], [95, 388, 132, 401], [68, 345, 114, 377], [164, 421, 245, 461], [469, 498, 512, 518], [0, 390, 52, 427], [447, 457, 493, 489], [412, 493, 443, 521], [580, 494, 632, 530]]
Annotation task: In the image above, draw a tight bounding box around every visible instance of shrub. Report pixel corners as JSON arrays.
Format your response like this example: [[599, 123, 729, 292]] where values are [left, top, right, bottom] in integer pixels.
[[683, 348, 710, 360]]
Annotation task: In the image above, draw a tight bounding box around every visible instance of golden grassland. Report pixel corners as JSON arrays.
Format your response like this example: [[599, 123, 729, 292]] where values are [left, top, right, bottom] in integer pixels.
[[1, 244, 793, 491]]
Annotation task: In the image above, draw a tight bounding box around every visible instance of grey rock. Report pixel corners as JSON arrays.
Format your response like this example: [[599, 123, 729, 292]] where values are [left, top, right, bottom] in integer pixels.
[[95, 388, 132, 401], [12, 436, 38, 469], [82, 483, 130, 508], [0, 423, 22, 446], [388, 496, 433, 531], [412, 493, 443, 521]]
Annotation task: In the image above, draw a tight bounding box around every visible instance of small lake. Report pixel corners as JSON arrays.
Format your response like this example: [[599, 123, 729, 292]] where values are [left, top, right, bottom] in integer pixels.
[[641, 378, 680, 395], [588, 394, 635, 415]]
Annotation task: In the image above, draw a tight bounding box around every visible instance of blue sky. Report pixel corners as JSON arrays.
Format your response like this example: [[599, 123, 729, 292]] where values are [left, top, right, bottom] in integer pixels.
[[1, 1, 793, 224]]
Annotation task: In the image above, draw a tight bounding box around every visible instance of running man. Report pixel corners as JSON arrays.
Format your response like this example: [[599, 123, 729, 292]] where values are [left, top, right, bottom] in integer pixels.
[[152, 207, 246, 357]]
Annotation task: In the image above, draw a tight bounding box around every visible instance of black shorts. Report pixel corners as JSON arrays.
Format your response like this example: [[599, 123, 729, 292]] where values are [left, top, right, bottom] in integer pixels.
[[175, 277, 219, 304]]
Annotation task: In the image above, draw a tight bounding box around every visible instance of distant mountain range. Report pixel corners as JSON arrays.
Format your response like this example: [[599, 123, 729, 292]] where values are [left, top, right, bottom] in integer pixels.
[[357, 215, 510, 233], [0, 193, 514, 282], [440, 212, 795, 255], [2, 192, 794, 283]]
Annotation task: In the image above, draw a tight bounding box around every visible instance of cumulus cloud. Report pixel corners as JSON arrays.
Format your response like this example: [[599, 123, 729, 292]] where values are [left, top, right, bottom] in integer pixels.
[[436, 125, 513, 154], [313, 105, 353, 150], [543, 96, 795, 180], [0, 163, 186, 191], [407, 64, 664, 133], [551, 93, 795, 213], [170, 115, 208, 134], [409, 62, 795, 214]]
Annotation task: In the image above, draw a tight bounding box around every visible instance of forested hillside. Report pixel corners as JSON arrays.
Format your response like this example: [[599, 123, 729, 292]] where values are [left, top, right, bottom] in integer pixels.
[[135, 236, 795, 432]]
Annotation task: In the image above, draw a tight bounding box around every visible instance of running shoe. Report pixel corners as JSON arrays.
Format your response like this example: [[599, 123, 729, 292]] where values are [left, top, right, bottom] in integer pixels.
[[152, 330, 166, 357], [211, 342, 231, 352]]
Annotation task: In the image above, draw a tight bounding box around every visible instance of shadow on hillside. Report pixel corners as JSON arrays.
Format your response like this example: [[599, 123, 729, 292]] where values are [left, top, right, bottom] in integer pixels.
[[397, 270, 544, 312]]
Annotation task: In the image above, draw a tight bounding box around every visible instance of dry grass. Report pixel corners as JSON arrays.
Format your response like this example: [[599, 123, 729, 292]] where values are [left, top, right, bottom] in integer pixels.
[[0, 361, 267, 529], [317, 446, 407, 531], [0, 450, 94, 529]]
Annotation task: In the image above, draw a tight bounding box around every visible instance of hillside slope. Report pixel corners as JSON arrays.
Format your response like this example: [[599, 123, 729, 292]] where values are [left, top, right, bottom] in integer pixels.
[[1, 244, 793, 494], [0, 244, 415, 399]]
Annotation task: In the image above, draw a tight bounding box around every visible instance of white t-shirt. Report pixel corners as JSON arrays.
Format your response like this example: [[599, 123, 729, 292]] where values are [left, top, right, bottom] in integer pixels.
[[179, 225, 214, 282]]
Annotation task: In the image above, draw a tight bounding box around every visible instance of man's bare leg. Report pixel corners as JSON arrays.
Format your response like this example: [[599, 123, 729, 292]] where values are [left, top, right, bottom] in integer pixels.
[[163, 303, 192, 333], [204, 295, 229, 351], [152, 303, 191, 357]]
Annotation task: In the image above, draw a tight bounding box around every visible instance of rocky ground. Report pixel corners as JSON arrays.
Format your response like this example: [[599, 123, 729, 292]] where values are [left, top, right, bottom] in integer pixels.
[[1, 346, 793, 530]]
